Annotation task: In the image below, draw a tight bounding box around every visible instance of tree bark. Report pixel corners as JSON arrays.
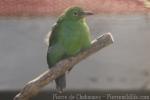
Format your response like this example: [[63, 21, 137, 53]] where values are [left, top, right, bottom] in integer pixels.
[[14, 32, 114, 100]]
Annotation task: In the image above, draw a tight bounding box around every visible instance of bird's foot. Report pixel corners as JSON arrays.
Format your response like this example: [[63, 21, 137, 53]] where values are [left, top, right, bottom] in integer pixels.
[[67, 65, 74, 73]]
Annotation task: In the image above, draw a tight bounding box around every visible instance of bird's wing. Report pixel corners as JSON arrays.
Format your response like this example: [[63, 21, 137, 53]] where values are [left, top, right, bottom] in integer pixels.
[[45, 17, 63, 46], [44, 23, 59, 46], [44, 31, 51, 46], [49, 23, 59, 45]]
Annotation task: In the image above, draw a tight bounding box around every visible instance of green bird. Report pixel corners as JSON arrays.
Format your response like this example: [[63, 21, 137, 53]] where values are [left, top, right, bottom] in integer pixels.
[[47, 6, 93, 93]]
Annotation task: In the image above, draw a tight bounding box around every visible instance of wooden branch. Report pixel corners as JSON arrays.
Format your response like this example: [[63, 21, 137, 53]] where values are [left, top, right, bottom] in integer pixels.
[[13, 32, 114, 100]]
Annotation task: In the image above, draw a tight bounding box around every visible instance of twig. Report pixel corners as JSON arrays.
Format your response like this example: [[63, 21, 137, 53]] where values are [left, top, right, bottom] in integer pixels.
[[13, 32, 114, 100]]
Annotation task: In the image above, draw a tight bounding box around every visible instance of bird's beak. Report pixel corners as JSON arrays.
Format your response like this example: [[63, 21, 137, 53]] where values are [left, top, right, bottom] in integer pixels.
[[80, 11, 94, 16]]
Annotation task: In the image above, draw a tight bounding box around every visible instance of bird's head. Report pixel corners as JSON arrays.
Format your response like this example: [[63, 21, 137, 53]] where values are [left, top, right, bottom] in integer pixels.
[[63, 7, 93, 21]]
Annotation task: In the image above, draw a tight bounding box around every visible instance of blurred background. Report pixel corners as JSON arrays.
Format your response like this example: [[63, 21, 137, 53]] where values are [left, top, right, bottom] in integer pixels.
[[0, 0, 150, 99]]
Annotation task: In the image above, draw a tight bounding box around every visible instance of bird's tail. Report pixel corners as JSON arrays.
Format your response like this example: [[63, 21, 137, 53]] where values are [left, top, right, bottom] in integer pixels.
[[55, 74, 66, 93]]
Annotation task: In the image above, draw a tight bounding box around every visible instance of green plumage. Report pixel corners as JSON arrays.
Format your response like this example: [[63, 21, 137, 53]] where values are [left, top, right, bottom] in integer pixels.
[[47, 7, 92, 92]]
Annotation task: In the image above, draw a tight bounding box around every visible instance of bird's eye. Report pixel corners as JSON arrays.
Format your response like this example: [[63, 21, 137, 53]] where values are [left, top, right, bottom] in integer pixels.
[[73, 12, 78, 16]]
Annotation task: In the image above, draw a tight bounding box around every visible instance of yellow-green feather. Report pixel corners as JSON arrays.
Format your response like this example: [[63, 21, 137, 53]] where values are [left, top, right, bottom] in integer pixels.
[[47, 6, 92, 91]]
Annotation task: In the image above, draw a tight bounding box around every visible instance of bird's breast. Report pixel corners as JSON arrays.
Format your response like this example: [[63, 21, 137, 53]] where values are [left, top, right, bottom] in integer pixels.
[[59, 21, 90, 56]]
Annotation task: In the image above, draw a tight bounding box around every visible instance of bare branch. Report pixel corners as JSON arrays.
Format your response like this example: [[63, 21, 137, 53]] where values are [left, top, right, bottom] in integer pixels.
[[14, 32, 114, 100]]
